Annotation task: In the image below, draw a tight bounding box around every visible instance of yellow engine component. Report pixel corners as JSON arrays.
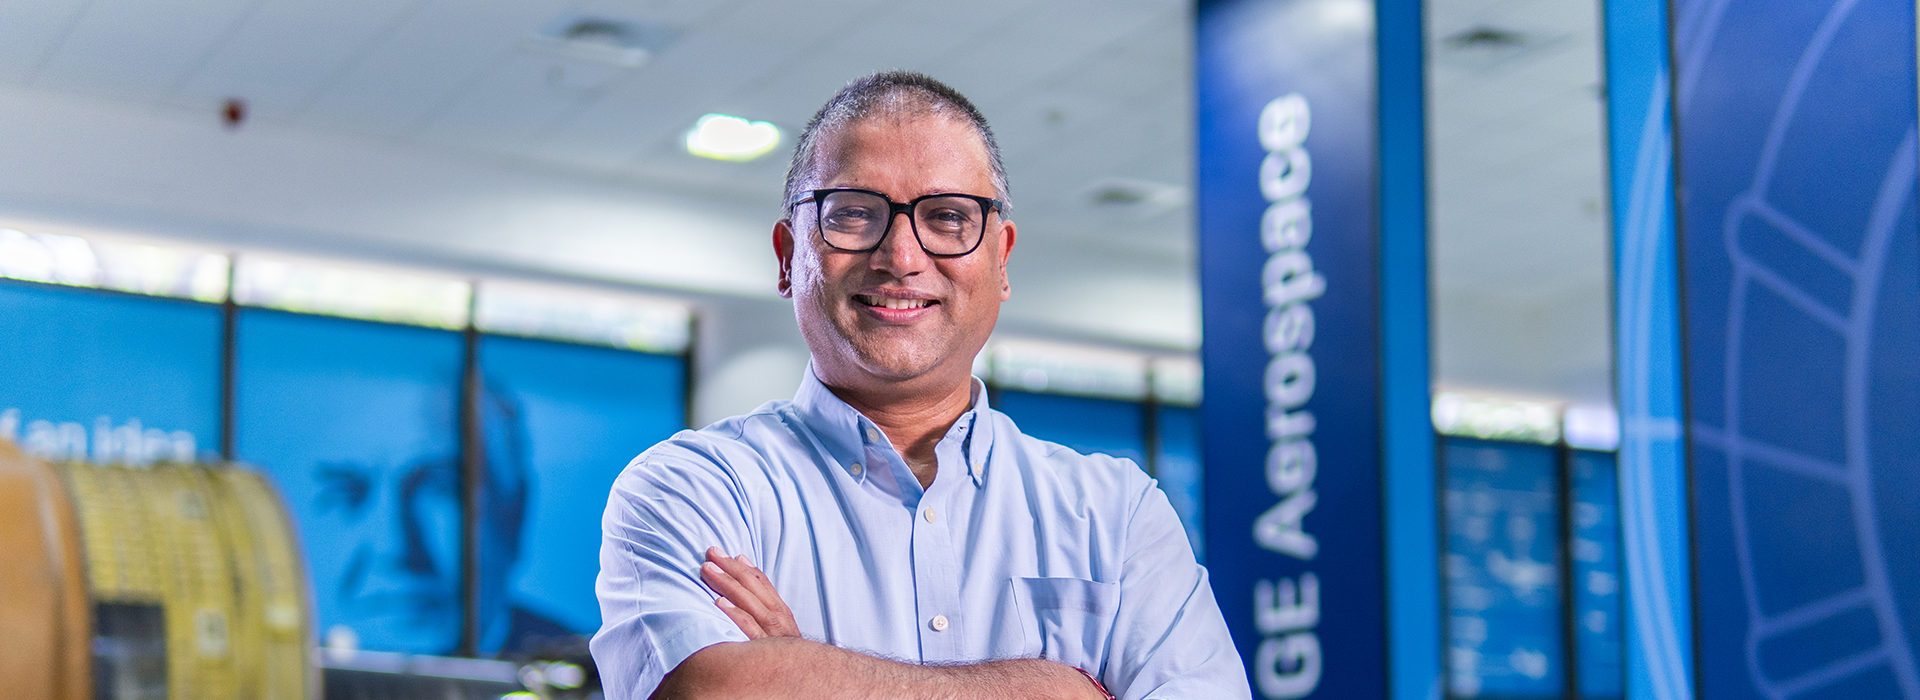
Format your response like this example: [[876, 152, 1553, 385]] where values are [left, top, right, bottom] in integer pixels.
[[0, 439, 317, 700], [0, 440, 91, 700]]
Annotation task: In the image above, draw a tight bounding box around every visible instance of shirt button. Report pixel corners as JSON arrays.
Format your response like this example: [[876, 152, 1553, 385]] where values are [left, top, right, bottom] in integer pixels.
[[924, 507, 937, 523], [866, 427, 881, 443], [929, 615, 949, 632], [849, 462, 863, 476]]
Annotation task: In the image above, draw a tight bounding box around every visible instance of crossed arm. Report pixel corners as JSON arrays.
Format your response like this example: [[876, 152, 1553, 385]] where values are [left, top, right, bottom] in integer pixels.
[[646, 548, 1110, 700]]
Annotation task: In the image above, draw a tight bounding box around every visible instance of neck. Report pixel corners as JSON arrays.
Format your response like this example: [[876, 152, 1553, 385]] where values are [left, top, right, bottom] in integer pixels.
[[823, 370, 974, 490]]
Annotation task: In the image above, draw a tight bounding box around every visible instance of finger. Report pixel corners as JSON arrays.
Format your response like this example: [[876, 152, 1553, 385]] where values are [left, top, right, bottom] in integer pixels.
[[732, 555, 800, 637], [701, 561, 777, 623], [706, 549, 801, 638], [708, 552, 778, 605], [713, 553, 782, 605], [715, 597, 765, 638]]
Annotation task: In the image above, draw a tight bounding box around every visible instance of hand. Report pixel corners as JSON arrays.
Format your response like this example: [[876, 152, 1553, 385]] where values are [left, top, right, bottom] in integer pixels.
[[701, 547, 801, 639]]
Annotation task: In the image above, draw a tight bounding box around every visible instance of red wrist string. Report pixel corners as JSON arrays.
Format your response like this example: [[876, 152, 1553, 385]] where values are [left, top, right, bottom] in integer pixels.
[[1073, 666, 1115, 700]]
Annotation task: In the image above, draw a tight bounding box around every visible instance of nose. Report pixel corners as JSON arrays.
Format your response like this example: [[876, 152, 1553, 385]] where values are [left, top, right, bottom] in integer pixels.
[[868, 210, 930, 277]]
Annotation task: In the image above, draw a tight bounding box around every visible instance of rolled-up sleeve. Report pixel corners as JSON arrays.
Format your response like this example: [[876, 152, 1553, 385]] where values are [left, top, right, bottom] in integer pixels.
[[1106, 477, 1252, 700], [592, 447, 758, 700]]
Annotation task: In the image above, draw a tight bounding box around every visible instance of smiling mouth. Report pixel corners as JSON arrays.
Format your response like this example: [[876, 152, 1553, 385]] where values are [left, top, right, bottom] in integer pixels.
[[855, 295, 936, 310]]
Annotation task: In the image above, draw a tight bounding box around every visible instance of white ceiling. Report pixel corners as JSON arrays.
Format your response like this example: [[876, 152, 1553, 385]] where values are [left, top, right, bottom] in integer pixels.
[[0, 0, 1617, 404], [0, 0, 1199, 349], [1426, 0, 1615, 406]]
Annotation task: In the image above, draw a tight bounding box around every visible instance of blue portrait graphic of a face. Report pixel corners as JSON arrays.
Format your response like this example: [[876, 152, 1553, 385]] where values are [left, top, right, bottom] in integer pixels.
[[312, 453, 465, 654], [303, 381, 573, 658]]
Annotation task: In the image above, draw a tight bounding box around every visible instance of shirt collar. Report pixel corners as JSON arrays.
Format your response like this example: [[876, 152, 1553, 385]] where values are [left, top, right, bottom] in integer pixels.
[[790, 363, 995, 489]]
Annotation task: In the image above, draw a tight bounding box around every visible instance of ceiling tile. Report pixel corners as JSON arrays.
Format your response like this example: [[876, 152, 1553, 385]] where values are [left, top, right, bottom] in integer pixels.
[[29, 0, 258, 103], [161, 0, 428, 120], [294, 0, 573, 138], [0, 0, 93, 84]]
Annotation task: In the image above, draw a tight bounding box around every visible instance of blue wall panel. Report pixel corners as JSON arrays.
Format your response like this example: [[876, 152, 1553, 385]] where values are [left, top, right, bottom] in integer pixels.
[[475, 335, 685, 654], [1669, 0, 1920, 697], [0, 281, 221, 462], [236, 309, 465, 656]]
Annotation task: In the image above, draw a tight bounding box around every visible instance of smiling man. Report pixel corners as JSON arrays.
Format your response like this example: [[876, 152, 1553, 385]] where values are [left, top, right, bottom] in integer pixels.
[[592, 72, 1248, 700]]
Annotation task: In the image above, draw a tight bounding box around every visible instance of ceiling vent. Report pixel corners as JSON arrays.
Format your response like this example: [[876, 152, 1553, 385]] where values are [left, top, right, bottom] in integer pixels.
[[1081, 179, 1189, 218], [1443, 25, 1529, 50], [526, 15, 676, 69]]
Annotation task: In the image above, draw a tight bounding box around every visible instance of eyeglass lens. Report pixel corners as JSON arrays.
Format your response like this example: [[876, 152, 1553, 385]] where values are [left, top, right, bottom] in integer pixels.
[[818, 191, 984, 255]]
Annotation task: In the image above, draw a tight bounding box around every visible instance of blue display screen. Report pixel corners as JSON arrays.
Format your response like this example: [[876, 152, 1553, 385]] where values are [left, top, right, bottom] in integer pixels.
[[1154, 405, 1205, 559], [1568, 450, 1623, 698], [1443, 437, 1565, 698], [475, 335, 685, 654], [992, 390, 1146, 466], [235, 309, 465, 655], [0, 280, 221, 462]]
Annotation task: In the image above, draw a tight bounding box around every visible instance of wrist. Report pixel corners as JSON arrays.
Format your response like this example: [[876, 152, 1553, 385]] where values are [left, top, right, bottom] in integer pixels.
[[1071, 666, 1115, 700]]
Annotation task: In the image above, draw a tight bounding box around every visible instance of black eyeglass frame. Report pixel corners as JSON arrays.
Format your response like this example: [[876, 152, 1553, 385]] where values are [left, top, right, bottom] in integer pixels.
[[788, 187, 1007, 258]]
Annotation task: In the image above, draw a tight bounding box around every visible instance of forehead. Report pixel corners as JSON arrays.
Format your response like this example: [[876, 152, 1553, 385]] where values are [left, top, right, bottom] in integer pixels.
[[810, 115, 995, 194]]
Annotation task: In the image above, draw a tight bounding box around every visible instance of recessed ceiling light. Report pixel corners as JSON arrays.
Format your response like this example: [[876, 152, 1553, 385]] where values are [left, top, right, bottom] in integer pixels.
[[685, 114, 781, 162]]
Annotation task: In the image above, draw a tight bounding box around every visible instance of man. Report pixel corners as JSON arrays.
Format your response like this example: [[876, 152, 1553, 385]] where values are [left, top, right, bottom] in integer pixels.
[[593, 72, 1249, 700]]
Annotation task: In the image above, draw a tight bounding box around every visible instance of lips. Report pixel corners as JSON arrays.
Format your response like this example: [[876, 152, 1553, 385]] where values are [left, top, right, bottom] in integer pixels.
[[854, 294, 936, 310]]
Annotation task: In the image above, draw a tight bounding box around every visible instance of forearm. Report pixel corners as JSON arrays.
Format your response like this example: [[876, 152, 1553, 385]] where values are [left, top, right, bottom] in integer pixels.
[[651, 637, 1105, 700]]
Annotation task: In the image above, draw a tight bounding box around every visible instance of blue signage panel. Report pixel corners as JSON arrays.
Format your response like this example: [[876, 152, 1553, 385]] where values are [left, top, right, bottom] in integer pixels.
[[475, 335, 685, 655], [236, 309, 465, 655], [1441, 437, 1565, 699], [1155, 405, 1206, 559], [1568, 450, 1623, 699], [1669, 0, 1920, 697], [0, 281, 222, 462], [1197, 0, 1384, 696], [994, 390, 1147, 466]]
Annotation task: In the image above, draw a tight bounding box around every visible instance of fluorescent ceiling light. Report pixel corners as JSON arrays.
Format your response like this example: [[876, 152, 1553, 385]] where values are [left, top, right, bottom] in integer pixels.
[[686, 114, 780, 161]]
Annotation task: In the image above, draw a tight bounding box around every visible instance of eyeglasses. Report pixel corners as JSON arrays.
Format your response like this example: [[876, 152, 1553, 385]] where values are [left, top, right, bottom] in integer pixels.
[[789, 188, 1005, 258]]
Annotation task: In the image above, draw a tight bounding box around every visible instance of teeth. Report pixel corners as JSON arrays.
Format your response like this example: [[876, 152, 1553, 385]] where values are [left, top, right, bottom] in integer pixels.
[[859, 295, 931, 310]]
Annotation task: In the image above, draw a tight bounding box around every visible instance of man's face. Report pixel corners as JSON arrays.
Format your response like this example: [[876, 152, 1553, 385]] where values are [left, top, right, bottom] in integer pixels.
[[777, 116, 1016, 389]]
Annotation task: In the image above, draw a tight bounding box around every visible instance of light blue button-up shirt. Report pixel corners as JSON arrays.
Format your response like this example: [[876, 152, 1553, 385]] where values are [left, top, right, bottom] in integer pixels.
[[593, 367, 1249, 699]]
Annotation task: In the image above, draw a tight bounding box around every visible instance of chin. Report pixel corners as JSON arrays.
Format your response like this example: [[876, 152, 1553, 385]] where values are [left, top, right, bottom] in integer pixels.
[[851, 343, 946, 380]]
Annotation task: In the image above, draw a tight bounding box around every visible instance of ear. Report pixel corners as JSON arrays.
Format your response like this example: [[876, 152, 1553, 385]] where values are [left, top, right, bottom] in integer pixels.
[[773, 220, 797, 299], [996, 219, 1017, 301]]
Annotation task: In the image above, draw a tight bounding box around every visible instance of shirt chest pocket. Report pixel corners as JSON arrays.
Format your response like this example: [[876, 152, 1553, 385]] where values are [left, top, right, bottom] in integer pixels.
[[1010, 577, 1120, 673]]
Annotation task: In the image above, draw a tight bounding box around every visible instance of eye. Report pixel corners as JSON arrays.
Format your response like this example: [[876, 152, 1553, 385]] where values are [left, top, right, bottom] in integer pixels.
[[314, 462, 373, 513], [826, 206, 878, 222]]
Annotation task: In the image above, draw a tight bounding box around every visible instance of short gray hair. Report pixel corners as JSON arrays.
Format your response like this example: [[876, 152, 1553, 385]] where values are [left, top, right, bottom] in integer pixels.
[[782, 71, 1011, 217]]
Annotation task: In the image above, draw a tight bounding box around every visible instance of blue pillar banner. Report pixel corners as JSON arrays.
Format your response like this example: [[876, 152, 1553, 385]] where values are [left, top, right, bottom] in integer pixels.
[[1669, 0, 1920, 697], [1197, 0, 1385, 697], [1600, 0, 1697, 697]]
